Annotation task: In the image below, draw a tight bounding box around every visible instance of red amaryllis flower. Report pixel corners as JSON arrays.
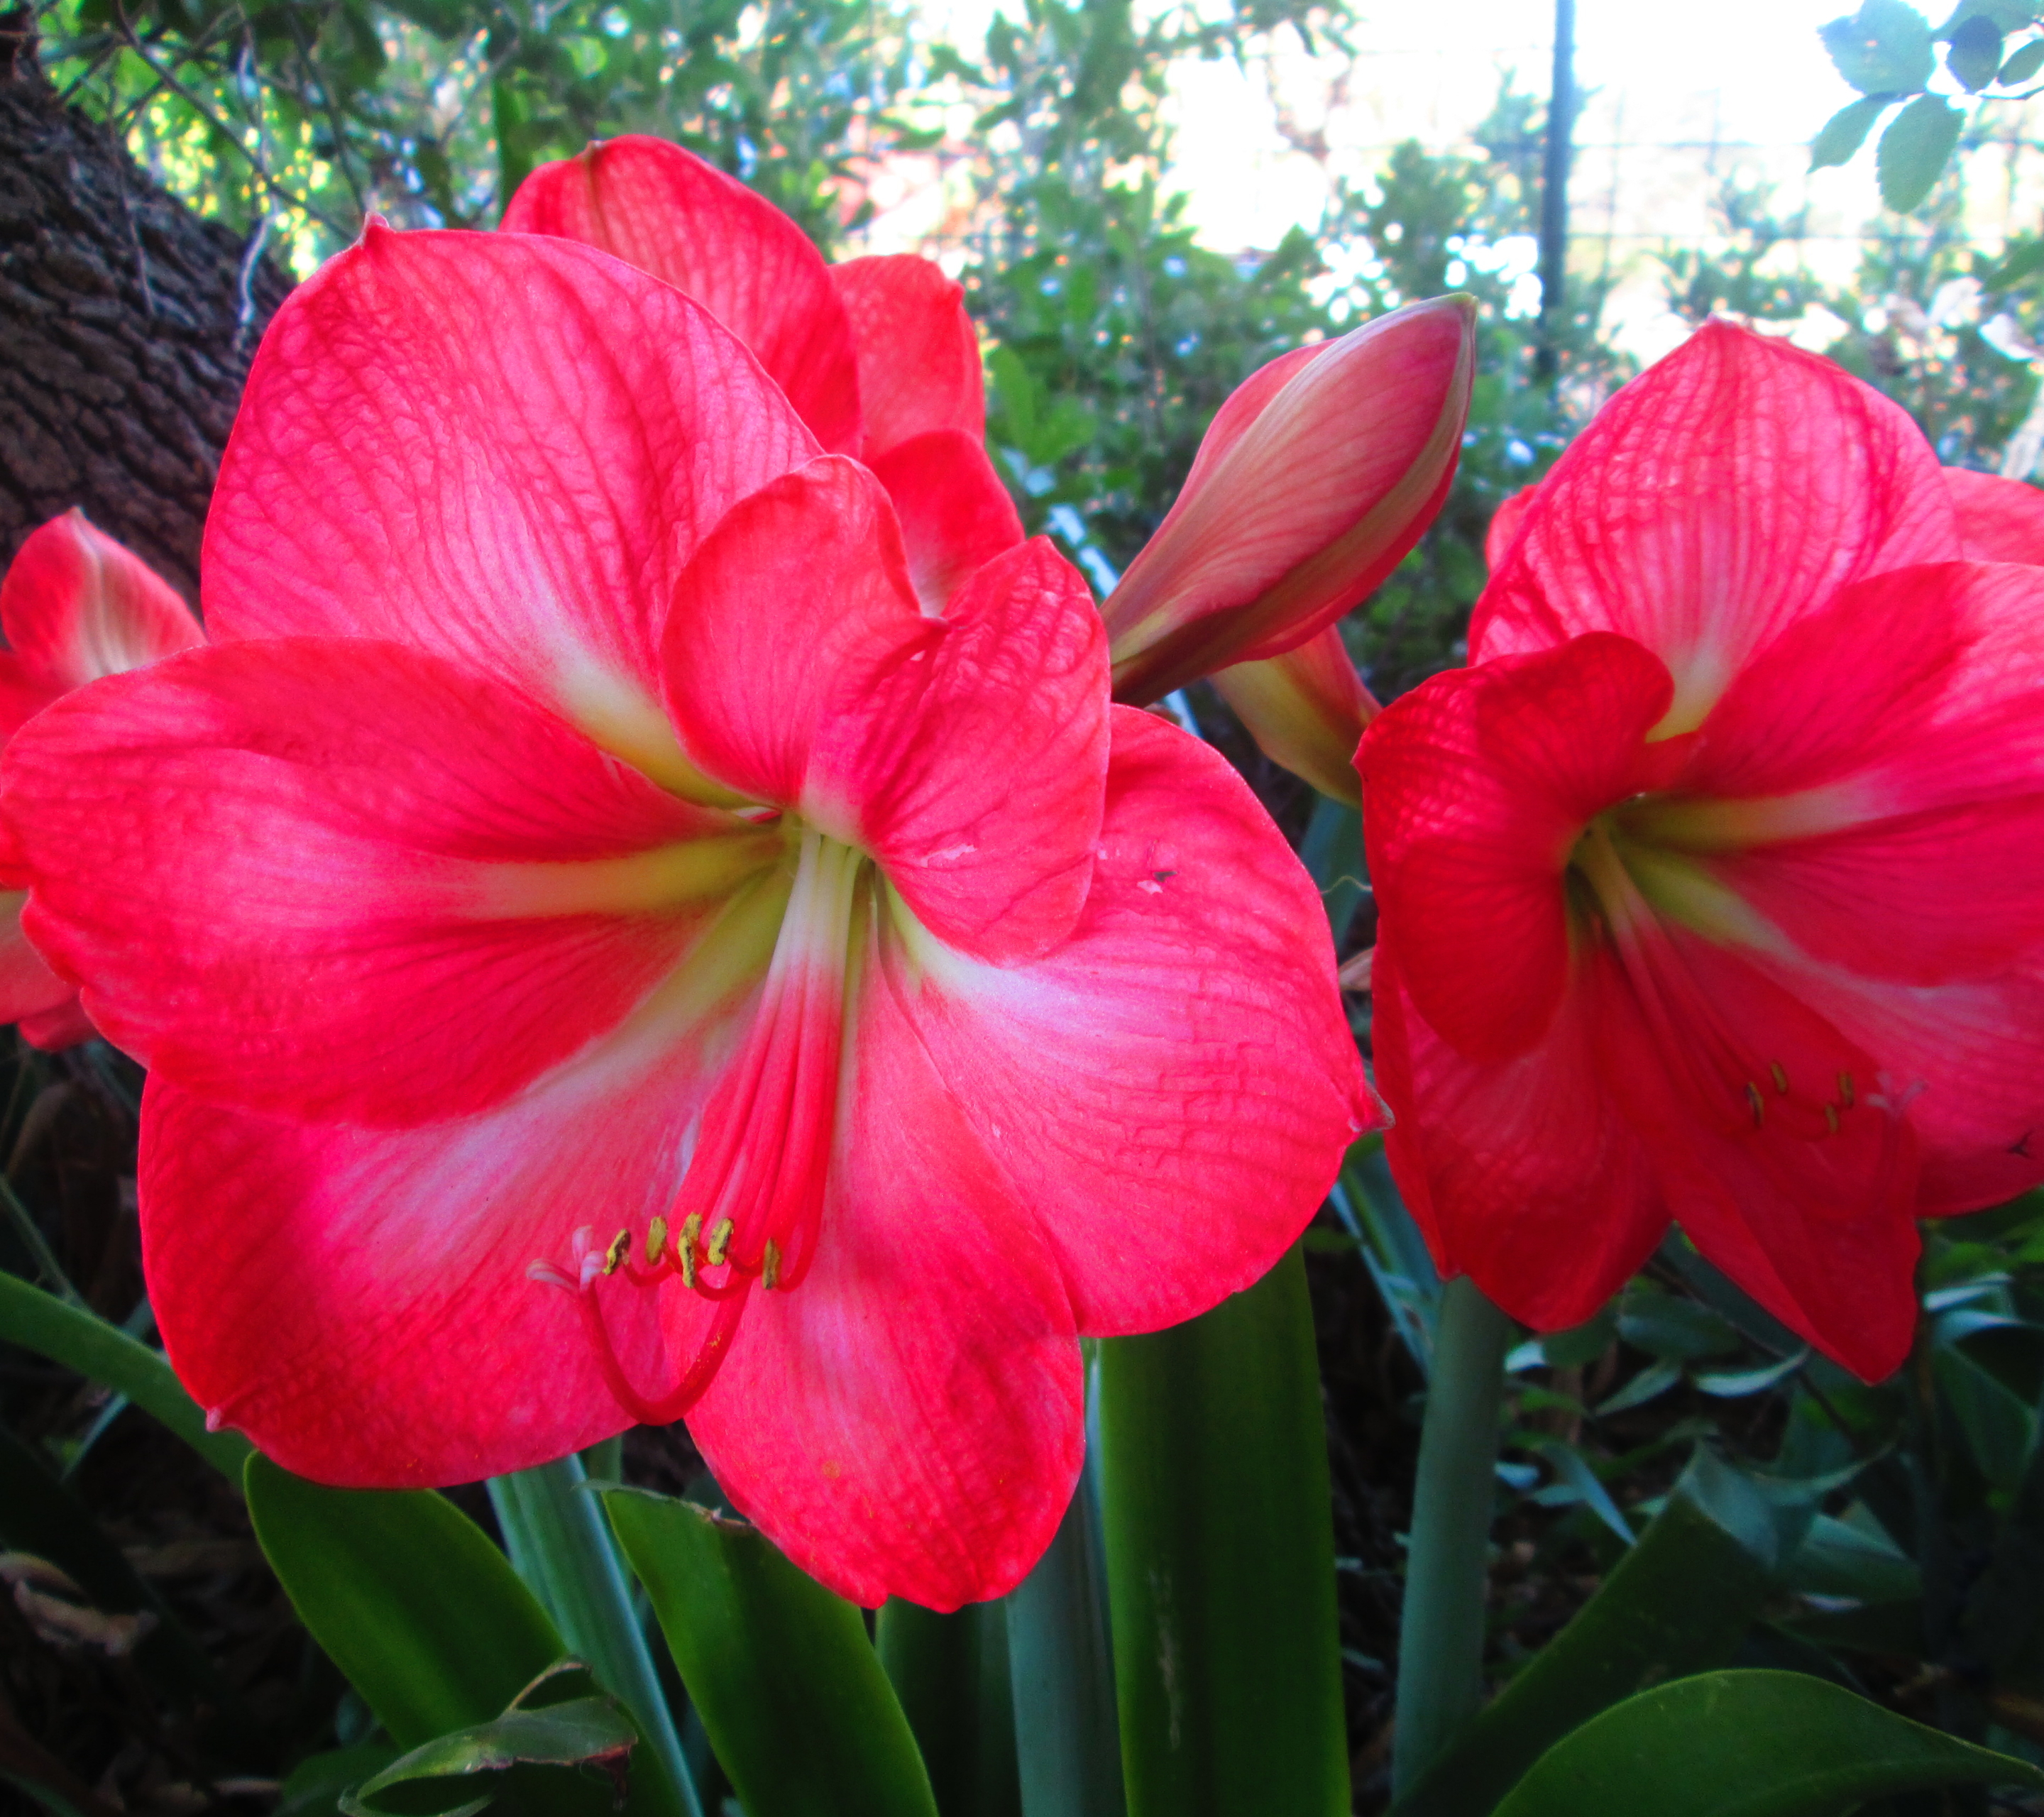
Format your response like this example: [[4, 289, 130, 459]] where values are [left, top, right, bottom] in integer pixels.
[[0, 512, 202, 1050], [503, 136, 1022, 613], [0, 228, 1372, 1608], [1361, 322, 2044, 1381], [1945, 467, 2044, 559]]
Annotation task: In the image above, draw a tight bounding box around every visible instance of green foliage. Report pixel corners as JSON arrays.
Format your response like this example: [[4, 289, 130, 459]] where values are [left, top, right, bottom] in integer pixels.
[[1493, 1671, 2044, 1816], [1812, 0, 2044, 213], [37, 0, 919, 264]]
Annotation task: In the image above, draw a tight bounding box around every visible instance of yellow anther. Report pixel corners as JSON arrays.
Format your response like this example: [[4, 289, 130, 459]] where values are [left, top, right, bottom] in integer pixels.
[[1745, 1082, 1765, 1129], [1769, 1062, 1789, 1095], [763, 1240, 781, 1290], [679, 1213, 703, 1290], [706, 1218, 734, 1268], [1838, 1070, 1857, 1108], [1823, 1103, 1840, 1136], [603, 1229, 632, 1276], [646, 1216, 668, 1266]]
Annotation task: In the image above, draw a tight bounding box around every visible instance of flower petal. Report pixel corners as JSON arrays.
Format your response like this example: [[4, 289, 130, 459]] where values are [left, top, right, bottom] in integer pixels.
[[1483, 483, 1537, 572], [1474, 322, 1959, 730], [686, 943, 1083, 1610], [1580, 931, 1921, 1382], [866, 429, 1024, 612], [830, 255, 986, 452], [880, 707, 1374, 1334], [3, 639, 753, 1124], [140, 1004, 737, 1486], [0, 511, 201, 708], [1360, 633, 1673, 1063], [504, 138, 862, 453], [666, 461, 1107, 960], [1371, 932, 1666, 1332], [0, 893, 77, 1023], [850, 539, 1109, 962], [203, 225, 815, 735], [1947, 467, 2044, 561]]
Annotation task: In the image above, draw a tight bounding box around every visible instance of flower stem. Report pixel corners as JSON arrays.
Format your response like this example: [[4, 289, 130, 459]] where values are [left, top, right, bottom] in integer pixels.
[[1392, 1274, 1515, 1796], [489, 1453, 700, 1817]]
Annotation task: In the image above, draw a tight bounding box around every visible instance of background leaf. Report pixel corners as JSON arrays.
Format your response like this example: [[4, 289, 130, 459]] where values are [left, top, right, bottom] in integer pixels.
[[1490, 1670, 2044, 1817], [1876, 93, 1965, 210]]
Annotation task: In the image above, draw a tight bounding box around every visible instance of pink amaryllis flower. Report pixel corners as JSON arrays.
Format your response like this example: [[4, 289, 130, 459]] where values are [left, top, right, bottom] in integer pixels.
[[1361, 322, 2044, 1381], [503, 136, 1022, 614], [0, 227, 1372, 1608], [0, 512, 202, 1050]]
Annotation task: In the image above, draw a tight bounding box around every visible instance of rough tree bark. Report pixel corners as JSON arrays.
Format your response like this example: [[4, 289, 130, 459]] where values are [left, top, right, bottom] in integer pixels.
[[0, 7, 292, 598]]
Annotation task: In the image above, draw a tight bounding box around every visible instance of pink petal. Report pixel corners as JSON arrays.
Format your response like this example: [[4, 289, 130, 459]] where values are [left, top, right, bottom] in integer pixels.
[[1474, 323, 1960, 730], [830, 256, 986, 453], [0, 512, 201, 715], [203, 225, 815, 739], [1208, 622, 1377, 805], [687, 951, 1083, 1610], [1371, 933, 1666, 1332], [1359, 632, 1674, 1063], [0, 893, 77, 1023], [1105, 296, 1476, 701], [866, 429, 1025, 612], [1581, 928, 1921, 1381], [666, 463, 1109, 962], [1483, 484, 1537, 572], [847, 539, 1109, 962], [1738, 947, 2044, 1218], [882, 707, 1375, 1334], [3, 639, 752, 1125], [504, 138, 862, 454], [19, 996, 96, 1050], [141, 1014, 737, 1485], [1947, 467, 2044, 561]]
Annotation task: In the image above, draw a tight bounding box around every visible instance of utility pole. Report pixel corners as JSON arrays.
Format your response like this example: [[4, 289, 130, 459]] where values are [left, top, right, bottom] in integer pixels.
[[1534, 0, 1576, 383]]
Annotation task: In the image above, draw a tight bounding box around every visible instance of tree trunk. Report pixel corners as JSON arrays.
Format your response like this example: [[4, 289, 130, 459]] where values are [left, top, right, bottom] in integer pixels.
[[0, 8, 291, 599]]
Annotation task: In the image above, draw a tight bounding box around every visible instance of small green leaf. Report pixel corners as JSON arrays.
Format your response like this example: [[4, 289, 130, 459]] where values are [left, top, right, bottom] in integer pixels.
[[604, 1489, 939, 1817], [1810, 94, 1894, 166], [278, 1745, 401, 1817], [1615, 1289, 1739, 1361], [1490, 1670, 2043, 1816], [1948, 11, 2007, 82], [1594, 1359, 1682, 1416], [1693, 1351, 1808, 1398], [1821, 0, 1937, 91], [1877, 94, 1965, 212], [341, 1688, 637, 1817], [0, 1273, 250, 1478], [1999, 34, 2044, 79], [246, 1454, 565, 1750]]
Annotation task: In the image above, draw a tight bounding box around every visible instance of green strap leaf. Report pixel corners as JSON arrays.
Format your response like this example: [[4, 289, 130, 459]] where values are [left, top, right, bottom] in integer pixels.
[[0, 1273, 250, 1478], [1392, 1450, 1777, 1817], [603, 1488, 940, 1817], [1877, 93, 1965, 212], [245, 1454, 565, 1750], [1999, 36, 2044, 82], [1491, 1669, 2044, 1816], [877, 1599, 1022, 1817], [1095, 1246, 1348, 1817]]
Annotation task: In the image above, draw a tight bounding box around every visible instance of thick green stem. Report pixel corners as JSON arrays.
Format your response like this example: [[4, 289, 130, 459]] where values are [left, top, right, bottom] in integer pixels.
[[488, 1454, 699, 1817], [1006, 1447, 1125, 1817], [1392, 1275, 1515, 1796]]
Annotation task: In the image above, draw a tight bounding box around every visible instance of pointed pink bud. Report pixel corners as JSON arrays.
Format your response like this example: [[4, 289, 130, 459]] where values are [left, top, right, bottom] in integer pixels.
[[1208, 623, 1378, 805], [1104, 294, 1477, 704]]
